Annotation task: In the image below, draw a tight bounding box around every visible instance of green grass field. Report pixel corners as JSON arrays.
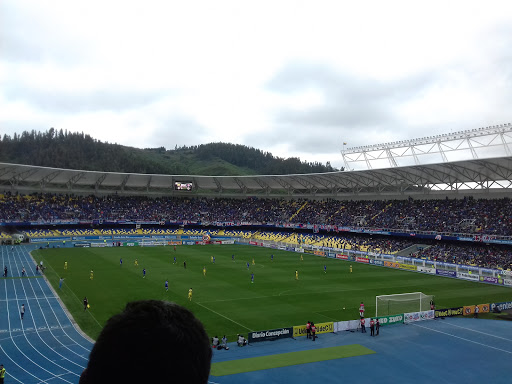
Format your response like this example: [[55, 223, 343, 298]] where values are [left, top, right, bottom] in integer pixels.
[[33, 244, 512, 341]]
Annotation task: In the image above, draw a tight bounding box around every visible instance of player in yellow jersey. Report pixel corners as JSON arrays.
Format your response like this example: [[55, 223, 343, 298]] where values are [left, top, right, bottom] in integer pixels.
[[64, 261, 68, 270], [211, 256, 214, 263], [295, 270, 299, 280], [300, 254, 303, 261], [188, 288, 193, 301], [203, 266, 206, 276], [135, 259, 139, 267], [350, 265, 353, 273], [252, 258, 255, 266], [90, 270, 94, 280]]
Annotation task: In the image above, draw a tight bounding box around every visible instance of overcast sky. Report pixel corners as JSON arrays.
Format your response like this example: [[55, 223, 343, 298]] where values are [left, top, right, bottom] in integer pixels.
[[1, 0, 511, 170]]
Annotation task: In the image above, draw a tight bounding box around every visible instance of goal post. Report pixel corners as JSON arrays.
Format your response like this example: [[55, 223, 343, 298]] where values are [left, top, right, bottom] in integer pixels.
[[375, 292, 434, 317]]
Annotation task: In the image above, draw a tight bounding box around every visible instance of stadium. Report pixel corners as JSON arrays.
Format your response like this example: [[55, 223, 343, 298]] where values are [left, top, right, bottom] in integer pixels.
[[1, 125, 512, 383]]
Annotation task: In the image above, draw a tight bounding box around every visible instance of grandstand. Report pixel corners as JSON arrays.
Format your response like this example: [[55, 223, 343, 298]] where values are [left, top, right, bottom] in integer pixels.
[[1, 125, 511, 384]]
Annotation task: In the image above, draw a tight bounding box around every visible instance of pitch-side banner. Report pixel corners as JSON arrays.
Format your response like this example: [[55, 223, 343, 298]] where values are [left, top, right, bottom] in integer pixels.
[[399, 263, 417, 271], [491, 301, 512, 312], [435, 307, 464, 318], [417, 266, 435, 274], [248, 327, 293, 343], [404, 310, 434, 323], [463, 304, 490, 316], [293, 322, 334, 337], [376, 314, 404, 326]]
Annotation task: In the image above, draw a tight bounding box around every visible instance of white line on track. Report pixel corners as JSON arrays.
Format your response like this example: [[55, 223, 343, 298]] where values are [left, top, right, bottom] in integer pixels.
[[2, 279, 67, 383], [17, 250, 89, 365], [195, 301, 253, 332], [439, 320, 512, 342], [411, 323, 512, 354], [24, 247, 92, 353], [8, 250, 81, 380]]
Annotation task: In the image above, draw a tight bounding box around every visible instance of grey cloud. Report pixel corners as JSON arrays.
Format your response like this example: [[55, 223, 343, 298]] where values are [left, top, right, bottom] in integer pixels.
[[144, 117, 208, 150], [3, 85, 170, 114]]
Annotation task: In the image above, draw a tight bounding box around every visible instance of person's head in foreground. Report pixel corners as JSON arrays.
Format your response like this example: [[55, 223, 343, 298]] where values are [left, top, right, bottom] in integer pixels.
[[79, 300, 212, 384]]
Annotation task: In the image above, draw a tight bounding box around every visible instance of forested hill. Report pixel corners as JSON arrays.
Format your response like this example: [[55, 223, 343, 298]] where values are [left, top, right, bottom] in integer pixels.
[[0, 129, 341, 176]]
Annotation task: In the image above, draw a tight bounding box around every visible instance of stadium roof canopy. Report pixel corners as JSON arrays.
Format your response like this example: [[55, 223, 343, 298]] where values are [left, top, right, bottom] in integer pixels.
[[1, 156, 512, 200]]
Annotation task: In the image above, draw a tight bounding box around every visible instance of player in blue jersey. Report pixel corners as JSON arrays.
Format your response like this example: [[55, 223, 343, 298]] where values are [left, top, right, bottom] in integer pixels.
[[324, 265, 327, 273], [165, 280, 169, 292], [251, 272, 254, 284], [143, 268, 146, 278], [246, 262, 250, 270]]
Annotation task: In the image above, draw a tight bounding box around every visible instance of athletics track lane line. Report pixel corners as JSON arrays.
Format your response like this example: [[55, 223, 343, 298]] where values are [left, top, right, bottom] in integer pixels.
[[410, 322, 512, 355], [7, 253, 79, 382], [2, 278, 69, 383], [438, 320, 512, 342], [22, 246, 93, 354], [15, 248, 89, 366]]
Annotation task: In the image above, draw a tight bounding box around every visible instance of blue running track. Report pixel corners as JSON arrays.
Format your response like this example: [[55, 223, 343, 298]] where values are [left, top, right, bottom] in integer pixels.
[[0, 245, 93, 383]]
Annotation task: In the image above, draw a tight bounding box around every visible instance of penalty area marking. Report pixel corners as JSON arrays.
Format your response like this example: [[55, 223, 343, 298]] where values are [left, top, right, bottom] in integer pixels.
[[195, 301, 253, 332]]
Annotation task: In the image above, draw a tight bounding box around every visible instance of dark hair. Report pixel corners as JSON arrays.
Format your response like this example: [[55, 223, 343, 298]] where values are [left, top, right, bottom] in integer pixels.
[[80, 300, 211, 384]]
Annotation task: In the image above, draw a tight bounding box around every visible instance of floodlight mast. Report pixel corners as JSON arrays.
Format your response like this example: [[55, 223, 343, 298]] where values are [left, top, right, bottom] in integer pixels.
[[341, 123, 512, 171]]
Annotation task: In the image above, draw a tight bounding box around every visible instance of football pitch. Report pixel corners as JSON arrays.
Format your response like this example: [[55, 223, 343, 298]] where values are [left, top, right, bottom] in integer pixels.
[[33, 244, 512, 341]]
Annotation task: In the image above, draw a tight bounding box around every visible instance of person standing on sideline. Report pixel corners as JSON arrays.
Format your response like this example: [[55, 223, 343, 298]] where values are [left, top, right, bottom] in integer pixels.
[[84, 297, 89, 311], [474, 305, 480, 318], [165, 280, 169, 292], [306, 321, 311, 339], [20, 304, 25, 320], [311, 323, 317, 341], [370, 318, 375, 336], [359, 302, 365, 318], [376, 318, 380, 336], [3, 266, 7, 278], [21, 267, 26, 277], [221, 335, 228, 348], [360, 317, 366, 333], [0, 364, 6, 384], [59, 277, 64, 289]]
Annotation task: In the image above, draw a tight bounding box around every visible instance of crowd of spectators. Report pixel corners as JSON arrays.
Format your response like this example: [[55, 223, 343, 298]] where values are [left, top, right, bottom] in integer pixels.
[[409, 243, 512, 270], [1, 192, 510, 270], [1, 193, 510, 237]]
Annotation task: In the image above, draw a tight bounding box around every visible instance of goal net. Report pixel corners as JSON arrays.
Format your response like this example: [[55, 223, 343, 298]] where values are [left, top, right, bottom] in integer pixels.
[[375, 292, 433, 317]]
